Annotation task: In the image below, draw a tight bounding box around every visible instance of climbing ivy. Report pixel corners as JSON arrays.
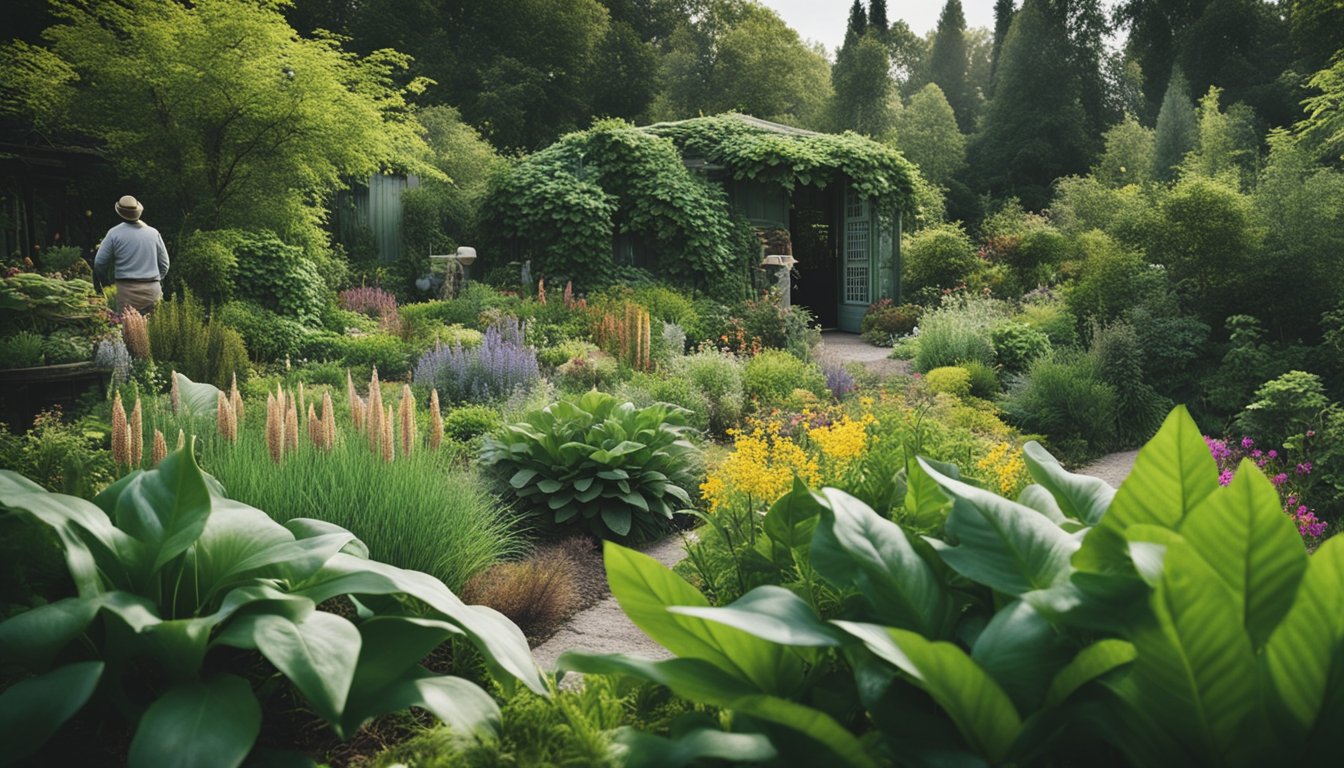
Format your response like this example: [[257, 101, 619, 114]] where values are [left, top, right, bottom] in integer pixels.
[[483, 116, 919, 295]]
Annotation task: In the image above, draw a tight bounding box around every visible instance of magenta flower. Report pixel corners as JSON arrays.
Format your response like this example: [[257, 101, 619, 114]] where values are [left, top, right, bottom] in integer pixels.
[[1268, 449, 1278, 459], [1296, 462, 1312, 475], [1252, 449, 1263, 458], [1241, 436, 1255, 449], [1272, 473, 1288, 486], [1218, 469, 1234, 486]]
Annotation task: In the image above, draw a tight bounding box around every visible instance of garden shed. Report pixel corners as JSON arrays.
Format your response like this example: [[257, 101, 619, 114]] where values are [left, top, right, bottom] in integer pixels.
[[484, 114, 918, 333]]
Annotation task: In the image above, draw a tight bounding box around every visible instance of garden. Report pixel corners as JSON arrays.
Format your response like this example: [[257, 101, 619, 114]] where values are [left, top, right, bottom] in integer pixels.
[[3, 0, 1344, 766]]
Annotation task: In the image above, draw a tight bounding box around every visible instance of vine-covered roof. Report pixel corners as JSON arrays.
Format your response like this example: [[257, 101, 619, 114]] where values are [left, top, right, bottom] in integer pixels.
[[645, 113, 920, 215]]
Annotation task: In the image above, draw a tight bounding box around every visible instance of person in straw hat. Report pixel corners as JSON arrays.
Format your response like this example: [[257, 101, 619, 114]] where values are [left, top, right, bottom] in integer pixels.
[[94, 195, 170, 314]]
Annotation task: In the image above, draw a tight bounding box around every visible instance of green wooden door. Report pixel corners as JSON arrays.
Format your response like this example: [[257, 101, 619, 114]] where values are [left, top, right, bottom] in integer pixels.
[[838, 185, 873, 333]]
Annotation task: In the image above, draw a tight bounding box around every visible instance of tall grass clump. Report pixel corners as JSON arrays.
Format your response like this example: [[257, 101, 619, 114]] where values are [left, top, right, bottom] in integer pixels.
[[913, 295, 1005, 372], [1002, 349, 1117, 461], [414, 318, 539, 403]]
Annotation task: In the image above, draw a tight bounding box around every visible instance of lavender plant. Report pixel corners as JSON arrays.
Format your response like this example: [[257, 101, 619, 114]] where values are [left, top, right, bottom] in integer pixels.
[[94, 336, 132, 386], [415, 318, 540, 403]]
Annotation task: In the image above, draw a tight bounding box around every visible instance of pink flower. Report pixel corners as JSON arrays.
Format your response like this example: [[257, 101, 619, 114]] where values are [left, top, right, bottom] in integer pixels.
[[1296, 462, 1312, 475], [1241, 437, 1255, 449], [1267, 450, 1278, 459], [1252, 449, 1263, 458], [1218, 469, 1234, 486], [1272, 473, 1288, 486]]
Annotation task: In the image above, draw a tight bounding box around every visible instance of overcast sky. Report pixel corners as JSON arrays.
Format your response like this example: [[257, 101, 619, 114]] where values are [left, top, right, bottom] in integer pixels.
[[757, 1, 1000, 56]]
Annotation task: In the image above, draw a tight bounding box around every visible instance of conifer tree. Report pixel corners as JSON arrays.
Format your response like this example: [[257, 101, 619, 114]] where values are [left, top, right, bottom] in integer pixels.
[[1152, 68, 1197, 181], [847, 0, 867, 39], [969, 0, 1090, 209], [831, 29, 894, 137], [929, 0, 973, 131], [990, 0, 1014, 92], [868, 0, 889, 38]]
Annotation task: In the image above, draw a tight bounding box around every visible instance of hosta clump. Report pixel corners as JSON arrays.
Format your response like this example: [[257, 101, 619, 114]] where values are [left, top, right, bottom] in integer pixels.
[[415, 318, 539, 403], [480, 391, 700, 541], [0, 448, 543, 767]]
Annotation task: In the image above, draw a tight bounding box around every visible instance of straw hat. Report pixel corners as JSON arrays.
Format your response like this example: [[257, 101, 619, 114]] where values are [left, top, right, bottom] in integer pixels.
[[115, 195, 143, 221]]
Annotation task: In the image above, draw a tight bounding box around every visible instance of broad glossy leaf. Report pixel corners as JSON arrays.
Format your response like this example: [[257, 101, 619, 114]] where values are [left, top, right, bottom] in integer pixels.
[[0, 597, 100, 669], [1180, 462, 1307, 650], [604, 542, 803, 694], [1016, 484, 1067, 525], [971, 599, 1070, 712], [808, 487, 954, 637], [214, 612, 360, 725], [1125, 543, 1261, 760], [509, 469, 538, 489], [602, 507, 633, 536], [347, 668, 500, 739], [762, 479, 820, 554], [293, 554, 544, 694], [902, 455, 951, 530], [669, 585, 842, 647], [1264, 535, 1344, 740], [0, 474, 134, 595], [174, 372, 224, 416], [1022, 441, 1114, 525], [347, 616, 463, 701], [1107, 406, 1217, 531], [128, 674, 260, 768], [114, 447, 213, 573], [834, 621, 1022, 764], [284, 518, 369, 559], [1044, 639, 1135, 708], [920, 458, 1078, 596], [731, 694, 877, 768], [614, 727, 776, 768], [0, 661, 103, 764]]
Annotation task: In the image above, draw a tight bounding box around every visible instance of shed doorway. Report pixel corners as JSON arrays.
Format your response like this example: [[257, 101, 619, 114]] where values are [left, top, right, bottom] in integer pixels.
[[789, 185, 838, 329]]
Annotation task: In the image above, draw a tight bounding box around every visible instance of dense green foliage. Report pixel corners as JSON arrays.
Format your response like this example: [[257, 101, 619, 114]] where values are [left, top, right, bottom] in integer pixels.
[[0, 448, 542, 766], [481, 392, 700, 542], [565, 408, 1344, 764]]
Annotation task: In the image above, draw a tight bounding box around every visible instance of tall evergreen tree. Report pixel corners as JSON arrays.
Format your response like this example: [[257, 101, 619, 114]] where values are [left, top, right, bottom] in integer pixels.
[[847, 0, 867, 39], [831, 30, 894, 137], [868, 0, 889, 38], [1152, 68, 1197, 181], [990, 0, 1014, 92], [929, 0, 974, 131], [969, 0, 1091, 209]]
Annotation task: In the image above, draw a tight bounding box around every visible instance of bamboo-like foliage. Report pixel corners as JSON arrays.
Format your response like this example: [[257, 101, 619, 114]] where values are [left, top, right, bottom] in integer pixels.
[[151, 429, 167, 466], [122, 306, 150, 359], [429, 388, 443, 450], [111, 391, 129, 468], [129, 396, 143, 467]]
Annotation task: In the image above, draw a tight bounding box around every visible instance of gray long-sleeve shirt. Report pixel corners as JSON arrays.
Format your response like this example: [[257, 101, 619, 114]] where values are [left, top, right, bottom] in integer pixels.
[[94, 222, 170, 282]]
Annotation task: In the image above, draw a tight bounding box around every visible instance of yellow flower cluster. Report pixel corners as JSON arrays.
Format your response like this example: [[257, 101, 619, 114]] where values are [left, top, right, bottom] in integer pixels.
[[976, 441, 1029, 497], [805, 413, 876, 476], [701, 420, 820, 512]]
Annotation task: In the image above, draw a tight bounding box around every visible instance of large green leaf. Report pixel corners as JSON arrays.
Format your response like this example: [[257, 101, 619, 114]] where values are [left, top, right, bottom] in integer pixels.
[[0, 661, 103, 765], [614, 727, 776, 768], [174, 371, 224, 416], [127, 674, 261, 768], [1122, 542, 1261, 762], [669, 586, 842, 648], [0, 472, 134, 595], [834, 621, 1022, 764], [214, 611, 360, 725], [807, 487, 954, 637], [901, 455, 952, 530], [113, 447, 214, 573], [970, 600, 1070, 712], [0, 596, 100, 669], [919, 458, 1078, 597], [1263, 535, 1344, 741], [604, 542, 803, 694], [293, 554, 544, 694], [346, 615, 464, 703], [1022, 441, 1115, 525], [1180, 461, 1308, 650], [1043, 639, 1135, 708], [1106, 406, 1218, 531], [346, 668, 500, 740]]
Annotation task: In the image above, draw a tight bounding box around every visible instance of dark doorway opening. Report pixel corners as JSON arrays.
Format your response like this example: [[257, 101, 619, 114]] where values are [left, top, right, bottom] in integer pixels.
[[789, 185, 837, 329]]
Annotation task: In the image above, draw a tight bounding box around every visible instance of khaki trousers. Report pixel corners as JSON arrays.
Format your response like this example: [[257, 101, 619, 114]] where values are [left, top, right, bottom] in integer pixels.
[[115, 280, 163, 315]]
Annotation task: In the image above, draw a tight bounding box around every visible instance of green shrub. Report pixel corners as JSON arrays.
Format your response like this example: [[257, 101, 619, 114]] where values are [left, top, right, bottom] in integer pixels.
[[1002, 349, 1116, 459], [961, 359, 1000, 398], [736, 292, 820, 359], [537, 338, 597, 369], [1018, 299, 1078, 348], [480, 392, 701, 542], [674, 351, 745, 433], [555, 351, 622, 393], [232, 230, 328, 325], [913, 297, 1002, 372], [37, 245, 88, 278], [0, 448, 542, 766], [172, 230, 238, 305], [861, 299, 922, 345], [0, 409, 114, 498], [217, 301, 306, 362], [616, 372, 713, 433], [924, 366, 972, 398], [330, 333, 413, 379], [1090, 321, 1169, 446], [40, 330, 91, 365], [742, 349, 828, 411], [903, 222, 981, 295], [990, 322, 1051, 373], [597, 283, 697, 326], [443, 404, 502, 444], [1236, 370, 1331, 448], [0, 331, 47, 368], [149, 291, 249, 388], [1066, 230, 1152, 326]]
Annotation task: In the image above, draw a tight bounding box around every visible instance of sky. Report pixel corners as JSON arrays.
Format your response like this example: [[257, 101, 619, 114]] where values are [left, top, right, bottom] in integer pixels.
[[757, 1, 1000, 56]]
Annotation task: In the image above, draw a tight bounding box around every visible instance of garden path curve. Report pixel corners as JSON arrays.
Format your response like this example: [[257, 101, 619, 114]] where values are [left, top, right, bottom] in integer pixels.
[[818, 331, 910, 378], [1077, 449, 1140, 489]]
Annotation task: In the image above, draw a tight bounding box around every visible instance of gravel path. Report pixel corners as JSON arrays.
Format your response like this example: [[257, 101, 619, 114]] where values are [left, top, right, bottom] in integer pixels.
[[818, 331, 911, 379], [1076, 449, 1140, 488], [532, 534, 688, 670]]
